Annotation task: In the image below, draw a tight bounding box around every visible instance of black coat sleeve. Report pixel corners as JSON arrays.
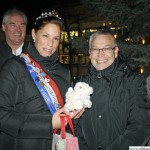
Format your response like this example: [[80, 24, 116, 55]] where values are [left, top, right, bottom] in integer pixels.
[[108, 77, 150, 150], [0, 59, 53, 139]]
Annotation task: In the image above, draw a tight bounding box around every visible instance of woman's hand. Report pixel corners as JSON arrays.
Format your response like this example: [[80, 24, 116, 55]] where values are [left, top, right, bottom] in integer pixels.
[[52, 107, 85, 129], [66, 108, 85, 119], [52, 107, 65, 129]]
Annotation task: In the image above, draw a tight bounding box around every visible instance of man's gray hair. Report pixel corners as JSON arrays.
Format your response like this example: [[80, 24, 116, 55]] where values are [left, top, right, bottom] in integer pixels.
[[89, 30, 118, 48], [2, 8, 28, 25]]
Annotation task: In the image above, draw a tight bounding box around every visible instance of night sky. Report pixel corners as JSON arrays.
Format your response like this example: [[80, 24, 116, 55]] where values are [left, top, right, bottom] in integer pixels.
[[0, 0, 66, 34]]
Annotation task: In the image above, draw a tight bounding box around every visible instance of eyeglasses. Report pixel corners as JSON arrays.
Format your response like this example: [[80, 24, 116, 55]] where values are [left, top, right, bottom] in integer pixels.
[[90, 47, 115, 54]]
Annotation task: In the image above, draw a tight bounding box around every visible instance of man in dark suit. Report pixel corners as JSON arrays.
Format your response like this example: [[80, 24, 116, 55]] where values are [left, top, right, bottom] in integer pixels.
[[0, 8, 29, 69]]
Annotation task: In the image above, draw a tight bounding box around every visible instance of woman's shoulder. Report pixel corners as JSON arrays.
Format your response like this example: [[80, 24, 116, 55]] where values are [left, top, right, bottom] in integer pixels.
[[56, 62, 69, 71], [6, 56, 23, 65], [0, 56, 25, 71]]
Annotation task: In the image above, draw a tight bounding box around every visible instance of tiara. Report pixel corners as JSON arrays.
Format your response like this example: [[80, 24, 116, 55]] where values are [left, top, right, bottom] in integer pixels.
[[35, 10, 61, 23]]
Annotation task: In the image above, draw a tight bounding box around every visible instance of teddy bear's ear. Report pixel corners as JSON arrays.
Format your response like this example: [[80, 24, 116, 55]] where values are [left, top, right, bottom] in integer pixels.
[[90, 87, 94, 94], [68, 87, 73, 91]]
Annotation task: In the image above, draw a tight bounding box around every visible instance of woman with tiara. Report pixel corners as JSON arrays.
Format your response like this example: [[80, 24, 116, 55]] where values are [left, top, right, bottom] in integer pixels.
[[0, 10, 81, 150]]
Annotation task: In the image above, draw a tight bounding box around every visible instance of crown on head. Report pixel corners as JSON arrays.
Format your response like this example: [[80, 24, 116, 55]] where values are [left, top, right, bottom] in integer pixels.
[[35, 10, 61, 24]]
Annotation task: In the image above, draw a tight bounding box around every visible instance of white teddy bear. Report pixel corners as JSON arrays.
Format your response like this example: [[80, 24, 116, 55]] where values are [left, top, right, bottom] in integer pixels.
[[64, 82, 93, 112]]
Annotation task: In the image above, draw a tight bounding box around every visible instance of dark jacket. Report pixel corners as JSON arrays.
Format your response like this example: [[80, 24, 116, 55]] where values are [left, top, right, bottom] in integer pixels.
[[0, 40, 29, 69], [76, 55, 150, 150], [0, 42, 71, 150]]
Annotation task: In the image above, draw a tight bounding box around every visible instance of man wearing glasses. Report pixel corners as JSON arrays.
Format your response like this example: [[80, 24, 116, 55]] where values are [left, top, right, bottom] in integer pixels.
[[76, 30, 150, 150]]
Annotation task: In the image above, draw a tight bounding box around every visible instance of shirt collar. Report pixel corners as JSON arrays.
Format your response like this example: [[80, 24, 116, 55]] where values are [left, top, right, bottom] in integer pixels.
[[13, 42, 24, 56]]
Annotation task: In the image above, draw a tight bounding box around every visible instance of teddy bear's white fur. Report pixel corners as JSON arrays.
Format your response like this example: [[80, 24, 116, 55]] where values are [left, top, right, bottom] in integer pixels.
[[64, 82, 93, 112]]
